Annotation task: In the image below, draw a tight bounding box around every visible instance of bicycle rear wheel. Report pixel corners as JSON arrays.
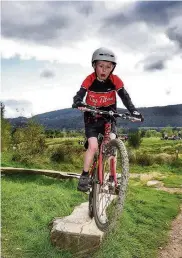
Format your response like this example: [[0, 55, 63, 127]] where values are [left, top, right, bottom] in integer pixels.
[[92, 139, 129, 232]]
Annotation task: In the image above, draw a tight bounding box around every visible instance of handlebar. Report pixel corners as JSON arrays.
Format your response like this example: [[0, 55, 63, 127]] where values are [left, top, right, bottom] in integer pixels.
[[72, 102, 142, 122]]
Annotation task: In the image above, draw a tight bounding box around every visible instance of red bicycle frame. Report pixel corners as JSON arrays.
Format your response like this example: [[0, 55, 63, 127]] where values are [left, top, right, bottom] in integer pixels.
[[98, 123, 117, 186]]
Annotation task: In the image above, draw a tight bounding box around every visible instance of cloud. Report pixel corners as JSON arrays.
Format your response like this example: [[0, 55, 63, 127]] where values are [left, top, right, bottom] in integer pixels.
[[1, 1, 95, 46], [40, 69, 55, 78], [137, 42, 177, 72], [144, 60, 165, 72], [1, 2, 69, 45], [167, 22, 182, 49], [100, 1, 182, 71], [2, 0, 181, 71], [1, 99, 33, 118], [133, 1, 181, 26], [1, 1, 182, 119]]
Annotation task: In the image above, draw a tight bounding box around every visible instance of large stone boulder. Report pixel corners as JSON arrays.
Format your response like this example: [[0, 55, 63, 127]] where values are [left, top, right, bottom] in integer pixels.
[[50, 202, 104, 257]]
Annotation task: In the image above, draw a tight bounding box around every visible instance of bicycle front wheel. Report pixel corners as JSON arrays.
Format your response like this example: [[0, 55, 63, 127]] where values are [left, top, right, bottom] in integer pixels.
[[92, 139, 129, 232]]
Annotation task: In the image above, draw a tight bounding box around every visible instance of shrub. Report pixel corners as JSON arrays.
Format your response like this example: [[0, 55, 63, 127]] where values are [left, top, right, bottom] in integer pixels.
[[153, 153, 176, 165], [12, 152, 22, 162], [64, 140, 74, 146], [1, 103, 12, 151], [50, 147, 68, 163], [145, 129, 159, 138], [127, 148, 136, 164], [128, 130, 142, 149], [12, 151, 33, 165], [135, 151, 155, 166], [10, 119, 46, 165], [49, 145, 81, 163], [12, 120, 46, 155], [134, 151, 177, 166]]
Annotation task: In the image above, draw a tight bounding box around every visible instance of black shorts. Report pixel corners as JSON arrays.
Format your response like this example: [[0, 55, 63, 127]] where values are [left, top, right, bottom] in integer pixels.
[[85, 119, 117, 139]]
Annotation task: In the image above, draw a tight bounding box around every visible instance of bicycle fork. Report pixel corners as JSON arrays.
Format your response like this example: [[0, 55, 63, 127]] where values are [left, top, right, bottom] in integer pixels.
[[98, 143, 118, 187]]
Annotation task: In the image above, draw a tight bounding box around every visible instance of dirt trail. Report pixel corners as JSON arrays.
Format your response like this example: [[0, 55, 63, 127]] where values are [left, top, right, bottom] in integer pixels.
[[158, 204, 182, 258]]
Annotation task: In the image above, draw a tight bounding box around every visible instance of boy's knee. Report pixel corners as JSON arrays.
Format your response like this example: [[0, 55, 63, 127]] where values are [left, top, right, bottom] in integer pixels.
[[88, 142, 98, 153], [89, 145, 98, 153]]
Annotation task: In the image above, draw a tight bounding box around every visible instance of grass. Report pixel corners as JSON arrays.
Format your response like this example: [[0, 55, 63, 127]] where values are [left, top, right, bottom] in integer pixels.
[[2, 175, 182, 258], [94, 183, 182, 258], [130, 163, 182, 175], [2, 137, 182, 175], [1, 174, 87, 258], [2, 174, 182, 258], [2, 135, 182, 258], [1, 150, 84, 173], [137, 137, 182, 154], [46, 137, 84, 147], [161, 175, 182, 188]]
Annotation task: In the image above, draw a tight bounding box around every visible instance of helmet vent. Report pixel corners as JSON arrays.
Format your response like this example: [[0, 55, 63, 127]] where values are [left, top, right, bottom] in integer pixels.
[[99, 53, 114, 57]]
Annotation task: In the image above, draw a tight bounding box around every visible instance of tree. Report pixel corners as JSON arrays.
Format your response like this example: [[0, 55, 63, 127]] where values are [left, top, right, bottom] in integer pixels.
[[128, 130, 142, 149], [139, 129, 146, 138], [1, 102, 12, 151], [12, 119, 46, 155], [161, 126, 173, 137], [145, 129, 159, 138]]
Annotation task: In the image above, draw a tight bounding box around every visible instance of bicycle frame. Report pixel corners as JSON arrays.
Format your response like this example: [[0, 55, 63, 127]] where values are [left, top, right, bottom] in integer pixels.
[[98, 122, 117, 186], [88, 121, 117, 187]]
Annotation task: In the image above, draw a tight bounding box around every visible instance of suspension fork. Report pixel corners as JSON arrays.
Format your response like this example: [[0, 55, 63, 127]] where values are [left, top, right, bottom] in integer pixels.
[[98, 142, 104, 185], [98, 122, 112, 185], [110, 157, 117, 186]]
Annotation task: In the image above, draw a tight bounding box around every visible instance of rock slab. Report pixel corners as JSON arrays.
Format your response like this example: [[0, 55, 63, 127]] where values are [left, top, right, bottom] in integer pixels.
[[50, 202, 104, 256]]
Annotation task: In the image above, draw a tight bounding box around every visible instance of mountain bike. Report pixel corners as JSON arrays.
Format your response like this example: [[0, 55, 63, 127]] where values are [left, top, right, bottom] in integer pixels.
[[73, 103, 141, 232]]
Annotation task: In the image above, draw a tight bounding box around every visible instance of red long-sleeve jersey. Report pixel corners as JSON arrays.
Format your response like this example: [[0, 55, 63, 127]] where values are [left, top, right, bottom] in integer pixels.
[[73, 72, 136, 114]]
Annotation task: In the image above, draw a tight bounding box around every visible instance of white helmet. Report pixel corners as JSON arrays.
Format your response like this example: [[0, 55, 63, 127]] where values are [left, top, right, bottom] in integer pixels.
[[92, 47, 117, 65]]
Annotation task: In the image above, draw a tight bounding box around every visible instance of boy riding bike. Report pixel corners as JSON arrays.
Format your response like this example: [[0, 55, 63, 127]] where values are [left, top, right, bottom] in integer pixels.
[[72, 47, 144, 192]]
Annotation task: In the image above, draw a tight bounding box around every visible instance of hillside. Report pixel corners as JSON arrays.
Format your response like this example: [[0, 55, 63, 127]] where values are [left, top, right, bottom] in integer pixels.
[[8, 104, 182, 130]]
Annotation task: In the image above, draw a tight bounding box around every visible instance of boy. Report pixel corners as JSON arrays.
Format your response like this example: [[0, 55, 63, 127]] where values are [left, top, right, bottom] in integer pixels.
[[73, 47, 143, 192]]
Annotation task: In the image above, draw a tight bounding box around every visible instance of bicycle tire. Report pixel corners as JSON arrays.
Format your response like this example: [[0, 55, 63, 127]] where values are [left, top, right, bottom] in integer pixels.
[[88, 155, 98, 219], [88, 190, 94, 218], [92, 138, 129, 232]]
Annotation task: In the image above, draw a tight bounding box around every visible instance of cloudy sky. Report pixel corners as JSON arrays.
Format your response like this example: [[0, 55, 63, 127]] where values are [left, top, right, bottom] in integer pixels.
[[1, 1, 182, 118]]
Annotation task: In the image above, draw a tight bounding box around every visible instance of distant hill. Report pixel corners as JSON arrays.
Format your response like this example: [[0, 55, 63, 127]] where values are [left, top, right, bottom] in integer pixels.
[[8, 104, 182, 130]]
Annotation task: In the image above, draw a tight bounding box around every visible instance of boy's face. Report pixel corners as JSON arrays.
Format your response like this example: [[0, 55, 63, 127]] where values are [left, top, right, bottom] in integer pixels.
[[94, 61, 114, 80]]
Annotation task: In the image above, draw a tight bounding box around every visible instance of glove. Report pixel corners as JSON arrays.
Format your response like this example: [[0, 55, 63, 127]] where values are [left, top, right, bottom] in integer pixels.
[[131, 110, 144, 122], [72, 101, 85, 109]]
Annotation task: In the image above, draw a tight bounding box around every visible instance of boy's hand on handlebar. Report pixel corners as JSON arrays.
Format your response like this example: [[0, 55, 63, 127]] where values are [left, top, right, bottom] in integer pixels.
[[131, 111, 144, 122], [72, 101, 85, 109]]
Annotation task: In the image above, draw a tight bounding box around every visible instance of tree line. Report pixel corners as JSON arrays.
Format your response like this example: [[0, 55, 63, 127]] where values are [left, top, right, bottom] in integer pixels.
[[1, 102, 182, 153]]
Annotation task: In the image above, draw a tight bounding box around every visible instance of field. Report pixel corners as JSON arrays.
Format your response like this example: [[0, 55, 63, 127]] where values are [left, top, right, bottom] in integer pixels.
[[2, 137, 182, 174], [1, 137, 182, 257]]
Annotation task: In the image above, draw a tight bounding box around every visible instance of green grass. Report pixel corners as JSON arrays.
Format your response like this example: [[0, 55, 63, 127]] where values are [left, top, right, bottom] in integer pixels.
[[46, 137, 84, 147], [1, 137, 182, 257], [1, 150, 84, 173], [2, 174, 182, 258], [130, 163, 182, 175], [161, 175, 182, 188], [137, 137, 182, 154], [94, 183, 182, 258], [1, 174, 87, 258]]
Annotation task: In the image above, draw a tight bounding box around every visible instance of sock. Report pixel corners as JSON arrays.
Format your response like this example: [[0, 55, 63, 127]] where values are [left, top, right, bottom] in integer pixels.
[[82, 170, 89, 176]]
